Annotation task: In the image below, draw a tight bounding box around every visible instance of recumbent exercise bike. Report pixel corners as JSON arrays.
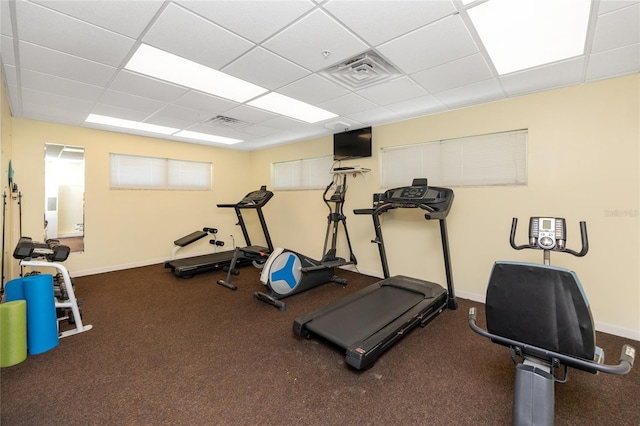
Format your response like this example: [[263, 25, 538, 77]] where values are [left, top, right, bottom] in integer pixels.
[[469, 217, 635, 425]]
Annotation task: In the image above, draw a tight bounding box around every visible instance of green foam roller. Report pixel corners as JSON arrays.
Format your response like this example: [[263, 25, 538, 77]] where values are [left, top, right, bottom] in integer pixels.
[[0, 300, 28, 367]]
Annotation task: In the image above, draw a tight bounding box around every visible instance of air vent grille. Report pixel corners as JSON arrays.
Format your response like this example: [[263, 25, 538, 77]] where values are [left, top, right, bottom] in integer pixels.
[[205, 115, 251, 129], [321, 51, 402, 90]]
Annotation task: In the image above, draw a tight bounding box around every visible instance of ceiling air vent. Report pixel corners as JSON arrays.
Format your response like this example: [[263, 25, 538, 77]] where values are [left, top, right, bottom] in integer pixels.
[[205, 115, 251, 130], [320, 51, 402, 90]]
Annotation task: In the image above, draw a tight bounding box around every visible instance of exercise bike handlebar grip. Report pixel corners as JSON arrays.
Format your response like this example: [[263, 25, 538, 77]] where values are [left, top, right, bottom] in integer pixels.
[[620, 344, 636, 368], [564, 221, 589, 257]]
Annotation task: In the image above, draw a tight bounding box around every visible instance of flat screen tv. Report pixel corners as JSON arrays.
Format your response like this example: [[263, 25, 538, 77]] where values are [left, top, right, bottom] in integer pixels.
[[333, 127, 372, 161]]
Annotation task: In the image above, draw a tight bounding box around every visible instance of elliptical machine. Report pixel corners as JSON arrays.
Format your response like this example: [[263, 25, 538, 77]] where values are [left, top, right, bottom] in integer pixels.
[[469, 217, 635, 425], [256, 173, 357, 310]]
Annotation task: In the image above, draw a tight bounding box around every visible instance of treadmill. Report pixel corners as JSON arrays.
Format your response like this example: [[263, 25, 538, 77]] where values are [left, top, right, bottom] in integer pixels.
[[293, 179, 457, 370], [164, 186, 274, 278]]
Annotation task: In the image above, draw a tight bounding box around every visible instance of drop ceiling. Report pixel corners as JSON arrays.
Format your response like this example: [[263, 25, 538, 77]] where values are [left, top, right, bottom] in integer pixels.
[[1, 0, 638, 151]]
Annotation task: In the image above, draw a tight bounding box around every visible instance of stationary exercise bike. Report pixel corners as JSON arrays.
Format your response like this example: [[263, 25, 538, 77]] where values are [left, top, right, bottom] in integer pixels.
[[256, 174, 357, 310], [469, 217, 636, 425]]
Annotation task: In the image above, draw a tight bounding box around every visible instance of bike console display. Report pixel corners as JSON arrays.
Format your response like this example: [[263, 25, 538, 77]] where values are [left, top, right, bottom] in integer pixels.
[[529, 217, 566, 250], [510, 216, 588, 259]]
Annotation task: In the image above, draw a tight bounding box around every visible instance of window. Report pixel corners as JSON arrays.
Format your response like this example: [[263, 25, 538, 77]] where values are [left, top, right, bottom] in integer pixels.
[[110, 154, 212, 190], [381, 130, 527, 188], [272, 155, 334, 190]]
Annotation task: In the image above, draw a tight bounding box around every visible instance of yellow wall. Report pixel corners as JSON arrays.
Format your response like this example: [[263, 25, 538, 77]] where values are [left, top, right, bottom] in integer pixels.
[[1, 69, 14, 278], [250, 74, 640, 338], [10, 119, 256, 274], [3, 72, 639, 338]]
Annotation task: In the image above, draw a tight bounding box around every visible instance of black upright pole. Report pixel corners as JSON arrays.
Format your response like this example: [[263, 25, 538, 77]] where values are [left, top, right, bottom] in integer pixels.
[[1, 192, 6, 295], [439, 218, 458, 310]]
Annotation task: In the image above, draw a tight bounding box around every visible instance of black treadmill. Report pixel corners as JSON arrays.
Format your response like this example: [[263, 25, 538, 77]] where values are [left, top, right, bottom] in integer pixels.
[[164, 186, 274, 278], [293, 178, 457, 370]]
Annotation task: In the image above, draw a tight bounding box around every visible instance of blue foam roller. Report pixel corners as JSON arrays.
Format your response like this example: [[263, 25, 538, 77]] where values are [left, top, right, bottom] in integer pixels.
[[23, 274, 59, 355], [4, 278, 25, 302]]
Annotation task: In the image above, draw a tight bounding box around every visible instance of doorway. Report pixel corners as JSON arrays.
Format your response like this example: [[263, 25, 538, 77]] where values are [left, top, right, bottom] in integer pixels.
[[44, 144, 85, 252]]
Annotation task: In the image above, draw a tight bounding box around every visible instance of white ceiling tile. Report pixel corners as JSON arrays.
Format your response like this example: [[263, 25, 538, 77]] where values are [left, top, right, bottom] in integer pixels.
[[21, 69, 104, 102], [145, 104, 209, 129], [597, 0, 639, 15], [241, 124, 281, 137], [263, 10, 369, 72], [1, 35, 16, 66], [172, 91, 237, 115], [90, 103, 152, 122], [16, 1, 134, 67], [19, 41, 116, 87], [585, 44, 640, 82], [346, 106, 400, 125], [385, 94, 446, 117], [109, 71, 189, 103], [6, 84, 21, 116], [189, 123, 250, 140], [1, 0, 13, 37], [143, 3, 254, 69], [411, 54, 494, 93], [98, 90, 165, 115], [221, 105, 279, 124], [222, 47, 310, 90], [319, 93, 377, 116], [378, 14, 479, 74], [356, 76, 428, 105], [278, 74, 350, 104], [324, 0, 455, 46], [591, 2, 640, 53], [29, 0, 164, 38], [177, 0, 315, 43], [21, 87, 95, 119], [261, 115, 317, 130], [501, 58, 585, 97], [434, 79, 505, 109], [2, 64, 17, 86]]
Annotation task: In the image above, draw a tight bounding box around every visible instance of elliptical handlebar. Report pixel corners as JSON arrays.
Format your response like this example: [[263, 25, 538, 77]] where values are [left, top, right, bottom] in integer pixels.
[[509, 217, 589, 257]]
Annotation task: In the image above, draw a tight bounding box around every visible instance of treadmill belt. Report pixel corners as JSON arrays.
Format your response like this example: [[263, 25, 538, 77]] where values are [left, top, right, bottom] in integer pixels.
[[305, 285, 425, 348]]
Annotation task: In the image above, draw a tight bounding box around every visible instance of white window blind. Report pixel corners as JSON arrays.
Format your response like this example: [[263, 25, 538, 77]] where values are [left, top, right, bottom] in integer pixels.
[[381, 130, 527, 188], [110, 154, 212, 190], [273, 155, 334, 190]]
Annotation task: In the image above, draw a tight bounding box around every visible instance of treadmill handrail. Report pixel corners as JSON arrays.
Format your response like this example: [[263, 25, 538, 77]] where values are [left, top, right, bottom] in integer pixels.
[[468, 307, 635, 375]]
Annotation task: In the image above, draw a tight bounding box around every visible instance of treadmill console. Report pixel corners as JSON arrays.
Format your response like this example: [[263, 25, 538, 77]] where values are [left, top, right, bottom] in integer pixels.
[[381, 179, 446, 207], [238, 185, 274, 206], [529, 217, 566, 250]]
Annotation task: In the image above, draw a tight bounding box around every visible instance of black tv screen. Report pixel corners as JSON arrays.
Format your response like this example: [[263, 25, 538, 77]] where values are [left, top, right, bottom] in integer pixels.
[[333, 127, 372, 161]]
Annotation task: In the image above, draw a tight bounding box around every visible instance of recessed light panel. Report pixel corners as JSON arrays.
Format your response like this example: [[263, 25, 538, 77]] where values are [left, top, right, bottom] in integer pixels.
[[125, 44, 268, 103], [86, 114, 178, 135], [467, 0, 592, 75], [175, 130, 243, 145], [248, 92, 338, 123]]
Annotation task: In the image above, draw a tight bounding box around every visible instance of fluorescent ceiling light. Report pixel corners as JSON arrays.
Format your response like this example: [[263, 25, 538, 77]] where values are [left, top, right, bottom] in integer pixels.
[[467, 0, 591, 75], [248, 92, 338, 123], [86, 114, 178, 135], [175, 130, 243, 145], [125, 44, 268, 103]]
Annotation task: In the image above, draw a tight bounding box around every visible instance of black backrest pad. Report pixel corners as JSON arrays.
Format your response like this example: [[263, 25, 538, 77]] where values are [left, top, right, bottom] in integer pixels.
[[486, 261, 595, 360]]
